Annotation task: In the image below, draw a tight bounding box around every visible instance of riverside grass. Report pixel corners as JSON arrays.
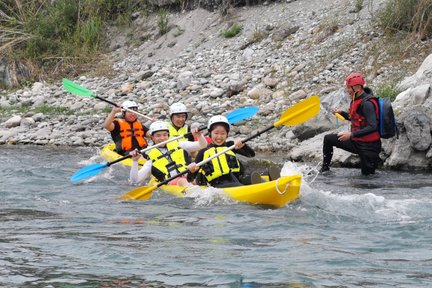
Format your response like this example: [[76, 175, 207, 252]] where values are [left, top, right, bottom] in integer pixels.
[[376, 0, 432, 39], [2, 0, 432, 60], [0, 0, 135, 86], [2, 0, 432, 89]]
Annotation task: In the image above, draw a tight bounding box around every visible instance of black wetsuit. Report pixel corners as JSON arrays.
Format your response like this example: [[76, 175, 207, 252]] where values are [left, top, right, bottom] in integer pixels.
[[322, 91, 382, 175]]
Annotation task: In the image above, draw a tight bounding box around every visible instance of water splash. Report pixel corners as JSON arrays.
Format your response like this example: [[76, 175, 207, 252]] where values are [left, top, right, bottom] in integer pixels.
[[280, 161, 432, 223], [77, 153, 102, 166], [185, 185, 236, 207]]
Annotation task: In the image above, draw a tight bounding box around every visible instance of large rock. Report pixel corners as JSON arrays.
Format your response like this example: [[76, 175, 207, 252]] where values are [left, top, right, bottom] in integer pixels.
[[403, 107, 432, 151], [177, 71, 193, 91], [4, 115, 22, 128], [247, 84, 272, 99], [393, 84, 431, 111], [398, 53, 432, 91]]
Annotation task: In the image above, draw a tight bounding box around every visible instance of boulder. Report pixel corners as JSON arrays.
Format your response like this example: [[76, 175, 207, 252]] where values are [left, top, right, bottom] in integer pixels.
[[393, 84, 431, 111], [403, 107, 432, 151], [4, 115, 22, 128], [398, 53, 432, 91]]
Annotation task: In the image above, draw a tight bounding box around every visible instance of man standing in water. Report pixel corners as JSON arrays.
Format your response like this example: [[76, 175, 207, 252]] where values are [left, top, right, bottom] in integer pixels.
[[320, 73, 381, 175]]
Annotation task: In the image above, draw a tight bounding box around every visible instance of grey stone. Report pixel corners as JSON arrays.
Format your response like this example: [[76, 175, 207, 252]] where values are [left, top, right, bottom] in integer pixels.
[[4, 115, 22, 128], [404, 108, 432, 151]]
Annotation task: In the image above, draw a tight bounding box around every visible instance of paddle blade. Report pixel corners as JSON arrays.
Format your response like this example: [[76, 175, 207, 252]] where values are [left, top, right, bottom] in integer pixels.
[[226, 106, 259, 124], [275, 96, 320, 127], [335, 112, 345, 121], [117, 185, 156, 201], [63, 78, 96, 98], [70, 163, 108, 183]]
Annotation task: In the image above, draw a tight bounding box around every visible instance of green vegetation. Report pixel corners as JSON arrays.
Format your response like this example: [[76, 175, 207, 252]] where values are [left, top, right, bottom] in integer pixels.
[[1, 104, 70, 116], [157, 8, 169, 35], [222, 23, 242, 38], [354, 0, 363, 13], [33, 105, 75, 115], [374, 83, 400, 101], [376, 0, 432, 39], [0, 0, 136, 86], [0, 104, 101, 117]]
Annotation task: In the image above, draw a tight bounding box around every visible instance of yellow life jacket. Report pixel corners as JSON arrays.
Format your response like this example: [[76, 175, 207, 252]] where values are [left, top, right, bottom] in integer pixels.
[[200, 146, 241, 182], [147, 141, 188, 181], [167, 123, 189, 143], [115, 118, 147, 152]]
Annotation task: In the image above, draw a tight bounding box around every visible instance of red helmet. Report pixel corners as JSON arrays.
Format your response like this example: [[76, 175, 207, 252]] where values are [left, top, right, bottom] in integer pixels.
[[345, 73, 365, 87]]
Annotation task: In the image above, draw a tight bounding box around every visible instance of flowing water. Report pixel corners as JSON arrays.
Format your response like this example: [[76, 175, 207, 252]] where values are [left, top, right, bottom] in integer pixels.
[[1, 145, 432, 287]]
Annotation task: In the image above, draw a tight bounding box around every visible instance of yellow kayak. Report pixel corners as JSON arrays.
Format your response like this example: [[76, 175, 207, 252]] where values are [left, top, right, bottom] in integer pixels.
[[100, 143, 146, 167], [152, 174, 302, 207]]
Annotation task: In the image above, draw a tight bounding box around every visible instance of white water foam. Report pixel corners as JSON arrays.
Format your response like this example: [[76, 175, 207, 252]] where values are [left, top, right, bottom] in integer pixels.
[[185, 185, 236, 207], [77, 153, 102, 166], [280, 161, 432, 223]]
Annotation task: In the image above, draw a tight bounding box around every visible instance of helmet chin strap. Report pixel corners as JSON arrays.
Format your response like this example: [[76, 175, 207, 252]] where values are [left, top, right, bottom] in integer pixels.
[[350, 86, 361, 101]]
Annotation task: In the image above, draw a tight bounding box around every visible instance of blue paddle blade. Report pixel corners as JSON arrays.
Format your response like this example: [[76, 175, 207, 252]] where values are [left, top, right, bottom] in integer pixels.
[[226, 106, 259, 124], [70, 163, 109, 183]]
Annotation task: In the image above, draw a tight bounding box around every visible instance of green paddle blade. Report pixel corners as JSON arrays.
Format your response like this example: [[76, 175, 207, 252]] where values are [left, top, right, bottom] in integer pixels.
[[63, 78, 96, 98]]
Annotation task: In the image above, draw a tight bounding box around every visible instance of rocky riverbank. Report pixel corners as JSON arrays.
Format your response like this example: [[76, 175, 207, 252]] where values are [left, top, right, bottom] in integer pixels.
[[0, 0, 431, 171]]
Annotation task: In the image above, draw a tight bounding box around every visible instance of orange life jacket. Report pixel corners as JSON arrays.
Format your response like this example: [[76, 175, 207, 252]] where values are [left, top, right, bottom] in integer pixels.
[[115, 119, 147, 152]]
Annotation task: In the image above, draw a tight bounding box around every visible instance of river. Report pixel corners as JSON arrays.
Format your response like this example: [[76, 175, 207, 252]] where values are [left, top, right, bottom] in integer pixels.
[[1, 145, 432, 287]]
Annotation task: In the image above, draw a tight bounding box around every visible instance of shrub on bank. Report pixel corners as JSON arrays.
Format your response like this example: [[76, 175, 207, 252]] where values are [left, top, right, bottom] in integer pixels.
[[377, 0, 432, 40], [374, 83, 400, 102], [222, 23, 242, 38], [0, 0, 135, 86]]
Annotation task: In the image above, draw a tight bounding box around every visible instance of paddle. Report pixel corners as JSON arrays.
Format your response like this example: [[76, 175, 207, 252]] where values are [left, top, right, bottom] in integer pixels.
[[62, 78, 154, 121], [118, 95, 320, 201], [335, 113, 345, 120], [70, 106, 258, 183]]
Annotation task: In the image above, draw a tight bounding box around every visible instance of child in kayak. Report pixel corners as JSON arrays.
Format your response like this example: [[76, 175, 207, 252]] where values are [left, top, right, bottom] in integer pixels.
[[168, 102, 211, 158], [167, 102, 194, 142], [103, 100, 151, 156], [187, 115, 280, 188], [129, 121, 207, 186]]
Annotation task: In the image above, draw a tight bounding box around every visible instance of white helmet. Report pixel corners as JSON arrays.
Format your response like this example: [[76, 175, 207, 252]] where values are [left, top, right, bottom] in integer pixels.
[[207, 115, 230, 132], [149, 121, 169, 136], [169, 102, 188, 117], [121, 100, 138, 112]]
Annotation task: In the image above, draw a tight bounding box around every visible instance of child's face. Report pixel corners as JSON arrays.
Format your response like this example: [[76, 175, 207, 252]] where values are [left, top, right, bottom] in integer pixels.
[[171, 113, 187, 127], [124, 110, 138, 122], [210, 125, 228, 145], [152, 131, 169, 144]]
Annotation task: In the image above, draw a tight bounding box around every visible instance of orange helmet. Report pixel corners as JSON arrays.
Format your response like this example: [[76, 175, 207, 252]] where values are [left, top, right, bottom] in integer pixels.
[[345, 73, 365, 87]]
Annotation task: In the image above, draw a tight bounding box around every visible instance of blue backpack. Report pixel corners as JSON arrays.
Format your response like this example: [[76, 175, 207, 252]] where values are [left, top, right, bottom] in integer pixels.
[[363, 95, 399, 139]]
